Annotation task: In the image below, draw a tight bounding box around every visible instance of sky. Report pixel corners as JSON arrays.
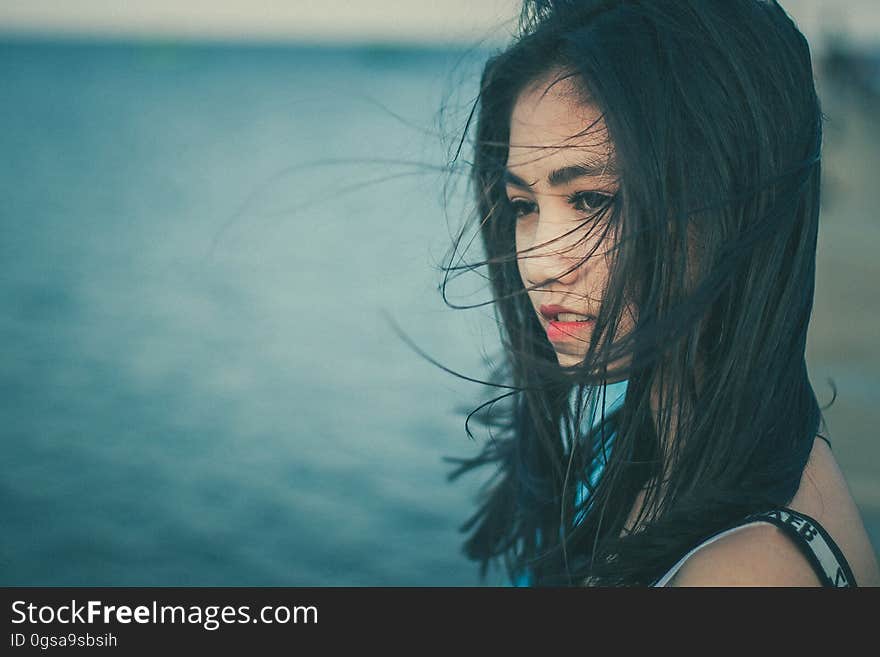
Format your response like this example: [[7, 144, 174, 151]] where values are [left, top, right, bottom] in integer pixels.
[[0, 0, 522, 46], [0, 0, 877, 50]]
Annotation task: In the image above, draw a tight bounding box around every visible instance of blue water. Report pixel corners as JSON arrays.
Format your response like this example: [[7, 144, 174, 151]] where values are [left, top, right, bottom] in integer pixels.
[[0, 39, 505, 585]]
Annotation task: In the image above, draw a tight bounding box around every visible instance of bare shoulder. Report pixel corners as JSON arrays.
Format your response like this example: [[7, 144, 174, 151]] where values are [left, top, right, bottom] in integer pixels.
[[786, 437, 880, 586], [669, 522, 823, 586], [671, 437, 880, 587]]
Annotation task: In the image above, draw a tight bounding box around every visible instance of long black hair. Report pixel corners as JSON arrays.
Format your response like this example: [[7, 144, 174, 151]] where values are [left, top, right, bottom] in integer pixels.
[[443, 0, 827, 586]]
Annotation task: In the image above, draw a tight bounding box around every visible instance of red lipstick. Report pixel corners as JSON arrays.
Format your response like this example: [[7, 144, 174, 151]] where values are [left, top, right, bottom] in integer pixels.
[[539, 304, 596, 343]]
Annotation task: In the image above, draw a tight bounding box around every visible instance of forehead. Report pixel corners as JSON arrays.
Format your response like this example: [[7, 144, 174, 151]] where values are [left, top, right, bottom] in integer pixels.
[[506, 74, 613, 177]]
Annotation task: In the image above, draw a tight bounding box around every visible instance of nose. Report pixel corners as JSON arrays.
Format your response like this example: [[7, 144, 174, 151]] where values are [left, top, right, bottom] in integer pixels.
[[520, 209, 588, 289]]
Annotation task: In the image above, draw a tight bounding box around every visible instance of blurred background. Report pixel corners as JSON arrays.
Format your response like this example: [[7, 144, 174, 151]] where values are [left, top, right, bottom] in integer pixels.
[[0, 1, 877, 585]]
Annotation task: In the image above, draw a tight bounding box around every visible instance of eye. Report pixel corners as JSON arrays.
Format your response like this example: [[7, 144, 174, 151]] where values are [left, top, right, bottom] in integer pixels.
[[568, 191, 614, 214], [508, 198, 538, 219]]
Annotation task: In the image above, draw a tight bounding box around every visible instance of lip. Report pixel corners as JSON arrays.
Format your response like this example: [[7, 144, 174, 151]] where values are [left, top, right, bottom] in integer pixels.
[[539, 304, 596, 321], [538, 304, 597, 343], [545, 318, 594, 342]]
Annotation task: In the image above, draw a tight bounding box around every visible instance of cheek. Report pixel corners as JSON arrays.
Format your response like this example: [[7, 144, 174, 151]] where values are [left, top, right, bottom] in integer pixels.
[[516, 259, 530, 296], [514, 225, 527, 283]]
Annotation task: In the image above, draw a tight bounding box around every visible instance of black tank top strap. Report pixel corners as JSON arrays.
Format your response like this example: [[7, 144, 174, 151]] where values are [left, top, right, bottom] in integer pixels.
[[738, 507, 857, 587]]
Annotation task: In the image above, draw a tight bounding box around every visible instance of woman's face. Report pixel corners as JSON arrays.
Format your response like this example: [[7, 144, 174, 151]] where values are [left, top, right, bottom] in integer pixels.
[[506, 74, 626, 368]]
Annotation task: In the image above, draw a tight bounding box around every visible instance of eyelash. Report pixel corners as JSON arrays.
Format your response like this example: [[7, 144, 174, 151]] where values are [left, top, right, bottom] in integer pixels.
[[508, 191, 614, 219]]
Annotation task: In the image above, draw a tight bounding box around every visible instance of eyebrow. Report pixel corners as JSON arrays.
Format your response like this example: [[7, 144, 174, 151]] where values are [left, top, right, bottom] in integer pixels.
[[503, 159, 619, 189]]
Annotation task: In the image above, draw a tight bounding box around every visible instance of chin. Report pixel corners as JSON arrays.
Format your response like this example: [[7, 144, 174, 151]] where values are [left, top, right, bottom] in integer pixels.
[[555, 352, 586, 369]]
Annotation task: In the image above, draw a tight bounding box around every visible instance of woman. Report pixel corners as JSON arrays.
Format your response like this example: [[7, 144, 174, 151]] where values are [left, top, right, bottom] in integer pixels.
[[445, 0, 880, 586]]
